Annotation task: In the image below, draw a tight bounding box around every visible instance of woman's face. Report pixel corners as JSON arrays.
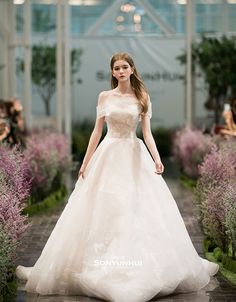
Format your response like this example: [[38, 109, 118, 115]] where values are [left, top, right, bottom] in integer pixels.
[[112, 59, 133, 83]]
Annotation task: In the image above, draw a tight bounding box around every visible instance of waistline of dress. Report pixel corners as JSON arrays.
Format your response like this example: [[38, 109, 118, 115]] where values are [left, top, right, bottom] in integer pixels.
[[104, 134, 139, 140]]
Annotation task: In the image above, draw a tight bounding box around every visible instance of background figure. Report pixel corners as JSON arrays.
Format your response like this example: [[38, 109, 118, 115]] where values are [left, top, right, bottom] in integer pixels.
[[0, 98, 25, 146], [216, 97, 236, 137], [0, 100, 10, 143], [223, 98, 236, 135], [0, 118, 10, 142]]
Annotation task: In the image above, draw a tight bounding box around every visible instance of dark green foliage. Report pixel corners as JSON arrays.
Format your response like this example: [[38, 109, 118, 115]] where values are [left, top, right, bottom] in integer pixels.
[[223, 256, 236, 273], [213, 247, 223, 262], [205, 252, 236, 285], [205, 243, 236, 275], [150, 127, 173, 157], [0, 267, 17, 302], [138, 127, 173, 158], [23, 186, 67, 216], [177, 35, 236, 123], [204, 237, 218, 253], [0, 228, 17, 300], [72, 119, 94, 162], [72, 119, 107, 162], [180, 173, 197, 189], [72, 131, 91, 163]]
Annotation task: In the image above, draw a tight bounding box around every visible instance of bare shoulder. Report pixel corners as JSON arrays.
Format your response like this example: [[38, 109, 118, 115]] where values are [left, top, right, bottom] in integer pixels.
[[97, 90, 114, 106], [100, 89, 116, 96]]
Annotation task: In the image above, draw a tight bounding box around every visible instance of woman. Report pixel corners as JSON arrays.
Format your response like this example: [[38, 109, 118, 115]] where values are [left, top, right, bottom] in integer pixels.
[[220, 97, 236, 137], [16, 52, 219, 302]]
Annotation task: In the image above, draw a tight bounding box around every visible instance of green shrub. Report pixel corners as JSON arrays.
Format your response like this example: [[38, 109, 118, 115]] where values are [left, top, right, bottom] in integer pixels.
[[138, 127, 174, 157], [205, 252, 236, 285], [213, 247, 223, 262], [23, 186, 67, 216], [0, 226, 17, 295], [151, 127, 173, 157], [0, 267, 17, 302], [72, 131, 90, 162], [204, 238, 217, 253], [222, 255, 236, 273], [180, 174, 197, 189]]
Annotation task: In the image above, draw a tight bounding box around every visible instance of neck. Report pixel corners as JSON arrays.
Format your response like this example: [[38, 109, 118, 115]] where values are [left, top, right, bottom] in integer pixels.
[[116, 81, 133, 94]]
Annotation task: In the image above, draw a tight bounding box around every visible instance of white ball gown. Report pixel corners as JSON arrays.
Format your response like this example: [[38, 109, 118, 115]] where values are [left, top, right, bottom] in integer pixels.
[[16, 90, 219, 302]]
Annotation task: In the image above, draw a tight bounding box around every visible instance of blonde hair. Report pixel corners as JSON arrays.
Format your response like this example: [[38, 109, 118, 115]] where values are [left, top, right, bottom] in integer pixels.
[[110, 52, 149, 116]]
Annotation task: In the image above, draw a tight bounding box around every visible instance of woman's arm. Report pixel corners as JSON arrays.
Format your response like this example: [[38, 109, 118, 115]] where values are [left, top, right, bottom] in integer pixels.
[[223, 110, 234, 131], [141, 115, 164, 174], [78, 117, 105, 178], [78, 92, 107, 179]]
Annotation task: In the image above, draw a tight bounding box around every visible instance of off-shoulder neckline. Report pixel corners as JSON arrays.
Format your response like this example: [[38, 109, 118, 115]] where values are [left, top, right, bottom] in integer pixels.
[[111, 91, 136, 97], [98, 89, 141, 106], [96, 99, 140, 107], [102, 89, 136, 98]]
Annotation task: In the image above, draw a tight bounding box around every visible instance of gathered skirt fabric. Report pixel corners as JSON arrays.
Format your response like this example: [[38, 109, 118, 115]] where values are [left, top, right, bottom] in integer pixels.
[[16, 136, 219, 302]]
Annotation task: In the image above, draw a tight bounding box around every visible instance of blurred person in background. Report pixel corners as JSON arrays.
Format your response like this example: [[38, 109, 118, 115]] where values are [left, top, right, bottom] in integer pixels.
[[0, 118, 10, 143], [0, 98, 25, 146], [219, 97, 236, 137]]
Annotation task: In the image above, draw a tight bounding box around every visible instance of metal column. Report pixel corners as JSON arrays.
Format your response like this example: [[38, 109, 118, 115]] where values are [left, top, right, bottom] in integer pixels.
[[64, 0, 71, 143], [56, 0, 63, 132], [23, 0, 32, 129], [186, 0, 194, 126], [8, 0, 16, 98]]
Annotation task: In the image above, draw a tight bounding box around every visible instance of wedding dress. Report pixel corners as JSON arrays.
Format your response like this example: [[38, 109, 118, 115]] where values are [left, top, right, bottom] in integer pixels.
[[16, 90, 219, 302]]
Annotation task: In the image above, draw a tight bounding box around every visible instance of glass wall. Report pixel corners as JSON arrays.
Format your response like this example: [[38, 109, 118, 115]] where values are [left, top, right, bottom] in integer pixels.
[[14, 0, 236, 37], [3, 0, 236, 128]]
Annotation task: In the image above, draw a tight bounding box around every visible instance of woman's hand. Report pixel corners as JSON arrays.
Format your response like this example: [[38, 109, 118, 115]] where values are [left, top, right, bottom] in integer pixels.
[[78, 165, 86, 179], [155, 160, 164, 175]]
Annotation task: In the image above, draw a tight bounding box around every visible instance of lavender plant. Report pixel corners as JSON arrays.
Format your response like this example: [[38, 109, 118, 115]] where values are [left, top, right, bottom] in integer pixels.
[[0, 130, 71, 296], [0, 145, 31, 240], [195, 140, 236, 254], [0, 225, 18, 293], [0, 144, 31, 295], [223, 183, 236, 259], [172, 126, 214, 178], [24, 130, 71, 202]]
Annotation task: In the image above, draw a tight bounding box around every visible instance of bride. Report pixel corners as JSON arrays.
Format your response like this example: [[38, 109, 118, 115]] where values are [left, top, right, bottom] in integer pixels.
[[16, 52, 219, 302]]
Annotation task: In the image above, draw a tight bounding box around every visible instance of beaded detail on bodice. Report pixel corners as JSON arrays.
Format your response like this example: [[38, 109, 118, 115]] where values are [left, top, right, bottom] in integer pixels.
[[96, 91, 152, 139]]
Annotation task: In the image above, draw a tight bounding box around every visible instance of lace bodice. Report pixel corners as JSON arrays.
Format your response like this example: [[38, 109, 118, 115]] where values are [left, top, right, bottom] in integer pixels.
[[96, 90, 152, 139]]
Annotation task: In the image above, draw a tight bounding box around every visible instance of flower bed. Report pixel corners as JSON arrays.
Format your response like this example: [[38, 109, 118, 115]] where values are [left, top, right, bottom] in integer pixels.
[[0, 130, 71, 298], [0, 144, 31, 299], [25, 130, 71, 204], [172, 126, 214, 179], [195, 139, 236, 262], [173, 127, 236, 281]]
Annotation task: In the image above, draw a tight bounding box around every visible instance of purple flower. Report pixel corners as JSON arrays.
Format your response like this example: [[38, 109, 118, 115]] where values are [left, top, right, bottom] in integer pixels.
[[195, 139, 236, 252], [172, 126, 214, 178], [0, 144, 31, 241], [24, 130, 71, 199]]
